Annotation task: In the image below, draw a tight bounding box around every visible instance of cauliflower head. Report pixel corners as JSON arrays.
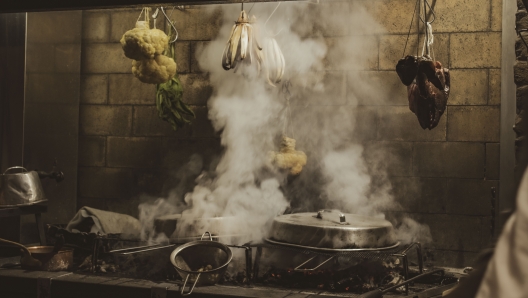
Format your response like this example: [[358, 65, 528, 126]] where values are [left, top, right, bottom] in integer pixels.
[[268, 136, 307, 175], [120, 27, 169, 60], [132, 55, 177, 84]]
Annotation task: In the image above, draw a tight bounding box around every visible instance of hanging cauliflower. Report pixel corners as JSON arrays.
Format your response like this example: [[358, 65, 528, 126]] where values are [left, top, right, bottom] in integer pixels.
[[268, 136, 307, 175], [120, 20, 176, 84], [120, 22, 169, 60], [132, 54, 176, 84]]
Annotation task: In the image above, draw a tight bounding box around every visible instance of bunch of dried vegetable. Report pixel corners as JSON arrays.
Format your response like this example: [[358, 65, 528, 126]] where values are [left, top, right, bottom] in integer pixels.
[[155, 20, 195, 130]]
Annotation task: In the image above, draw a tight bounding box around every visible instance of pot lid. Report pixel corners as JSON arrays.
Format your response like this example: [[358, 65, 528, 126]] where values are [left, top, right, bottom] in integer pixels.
[[274, 209, 394, 230], [269, 210, 396, 249]]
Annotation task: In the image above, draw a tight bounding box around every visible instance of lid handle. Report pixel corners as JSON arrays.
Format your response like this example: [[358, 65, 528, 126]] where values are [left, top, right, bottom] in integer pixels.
[[3, 167, 29, 175], [315, 209, 348, 225]]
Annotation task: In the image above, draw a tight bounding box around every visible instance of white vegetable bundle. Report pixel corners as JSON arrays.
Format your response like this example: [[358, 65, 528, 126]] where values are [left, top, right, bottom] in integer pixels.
[[222, 10, 261, 71], [120, 19, 176, 84], [261, 37, 285, 86]]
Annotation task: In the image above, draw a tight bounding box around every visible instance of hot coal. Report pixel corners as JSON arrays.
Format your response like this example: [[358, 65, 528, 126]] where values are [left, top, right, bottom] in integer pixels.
[[257, 258, 405, 293]]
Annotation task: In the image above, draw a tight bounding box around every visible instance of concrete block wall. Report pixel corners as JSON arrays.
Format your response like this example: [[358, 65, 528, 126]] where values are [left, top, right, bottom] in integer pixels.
[[77, 1, 503, 267], [78, 8, 221, 213]]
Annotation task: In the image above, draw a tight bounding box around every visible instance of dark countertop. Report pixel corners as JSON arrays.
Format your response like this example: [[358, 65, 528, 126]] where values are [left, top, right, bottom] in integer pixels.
[[0, 267, 457, 298]]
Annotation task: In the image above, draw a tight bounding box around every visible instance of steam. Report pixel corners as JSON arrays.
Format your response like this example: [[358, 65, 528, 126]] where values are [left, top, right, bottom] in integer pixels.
[[138, 2, 431, 246]]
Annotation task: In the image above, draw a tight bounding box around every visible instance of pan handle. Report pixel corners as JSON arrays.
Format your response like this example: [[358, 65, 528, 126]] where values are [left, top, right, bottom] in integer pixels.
[[3, 166, 28, 174], [200, 231, 213, 241], [180, 272, 201, 296], [293, 255, 335, 272]]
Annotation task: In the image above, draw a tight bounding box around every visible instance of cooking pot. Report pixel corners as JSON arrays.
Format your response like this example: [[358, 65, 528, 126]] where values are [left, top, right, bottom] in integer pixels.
[[22, 246, 73, 271], [0, 167, 46, 207], [267, 209, 397, 250], [170, 232, 232, 296]]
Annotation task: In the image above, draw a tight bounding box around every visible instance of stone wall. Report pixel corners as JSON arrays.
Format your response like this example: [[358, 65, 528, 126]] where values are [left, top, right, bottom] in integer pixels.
[[78, 0, 503, 267], [515, 1, 528, 192]]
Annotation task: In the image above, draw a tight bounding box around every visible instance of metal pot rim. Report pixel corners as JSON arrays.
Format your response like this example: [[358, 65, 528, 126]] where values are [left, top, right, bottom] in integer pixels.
[[169, 240, 233, 274]]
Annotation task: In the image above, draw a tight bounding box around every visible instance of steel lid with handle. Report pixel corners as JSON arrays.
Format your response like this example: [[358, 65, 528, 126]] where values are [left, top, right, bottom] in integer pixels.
[[267, 209, 398, 251], [0, 167, 47, 207]]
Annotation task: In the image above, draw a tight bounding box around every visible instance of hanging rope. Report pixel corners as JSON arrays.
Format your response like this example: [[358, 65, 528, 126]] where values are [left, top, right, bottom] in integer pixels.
[[402, 0, 420, 57]]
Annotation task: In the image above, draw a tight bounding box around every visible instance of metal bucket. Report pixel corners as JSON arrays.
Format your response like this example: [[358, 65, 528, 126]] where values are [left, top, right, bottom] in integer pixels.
[[170, 232, 232, 296], [0, 167, 46, 207]]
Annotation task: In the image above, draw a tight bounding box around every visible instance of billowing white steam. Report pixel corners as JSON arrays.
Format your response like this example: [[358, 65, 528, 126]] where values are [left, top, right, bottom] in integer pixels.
[[139, 2, 431, 245]]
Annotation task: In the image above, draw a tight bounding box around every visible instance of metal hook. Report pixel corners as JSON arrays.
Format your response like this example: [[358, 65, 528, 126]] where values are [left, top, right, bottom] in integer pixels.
[[419, 0, 436, 24], [160, 7, 178, 43], [151, 8, 159, 29]]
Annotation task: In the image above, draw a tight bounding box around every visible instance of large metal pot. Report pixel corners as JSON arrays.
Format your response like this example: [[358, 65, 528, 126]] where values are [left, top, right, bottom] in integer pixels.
[[170, 232, 232, 296], [268, 209, 397, 250], [0, 167, 46, 207]]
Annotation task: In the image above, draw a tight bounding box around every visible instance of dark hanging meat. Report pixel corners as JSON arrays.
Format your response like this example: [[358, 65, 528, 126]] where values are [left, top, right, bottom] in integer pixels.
[[396, 56, 450, 130], [395, 55, 419, 86]]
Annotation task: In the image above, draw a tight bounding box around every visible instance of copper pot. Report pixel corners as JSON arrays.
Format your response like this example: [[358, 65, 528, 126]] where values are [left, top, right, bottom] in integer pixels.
[[22, 246, 73, 271]]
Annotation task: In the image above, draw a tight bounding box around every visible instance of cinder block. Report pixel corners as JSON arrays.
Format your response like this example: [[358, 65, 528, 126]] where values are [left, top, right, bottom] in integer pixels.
[[489, 69, 501, 105], [188, 106, 218, 138], [26, 43, 54, 73], [55, 44, 81, 73], [133, 106, 185, 137], [26, 74, 81, 104], [27, 11, 82, 44], [190, 41, 208, 73], [450, 33, 502, 68], [479, 216, 494, 248], [170, 7, 223, 41], [351, 106, 378, 142], [23, 134, 78, 170], [317, 1, 351, 36], [448, 69, 488, 105], [106, 137, 162, 168], [106, 196, 141, 218], [82, 43, 131, 74], [24, 103, 78, 136], [348, 71, 408, 106], [162, 138, 222, 169], [517, 85, 528, 110], [179, 73, 213, 105], [108, 74, 156, 105], [81, 75, 108, 104], [412, 142, 485, 178], [447, 106, 500, 142], [82, 11, 110, 42], [363, 141, 413, 177], [377, 106, 447, 141], [325, 36, 378, 71], [78, 136, 106, 167], [390, 177, 447, 214], [515, 61, 528, 86], [486, 143, 500, 180], [445, 179, 499, 216], [79, 105, 132, 136], [491, 0, 503, 31], [423, 0, 490, 32], [78, 167, 134, 198], [291, 71, 346, 106], [418, 214, 484, 252], [357, 0, 417, 34], [110, 9, 143, 43], [176, 42, 190, 74], [379, 34, 449, 71]]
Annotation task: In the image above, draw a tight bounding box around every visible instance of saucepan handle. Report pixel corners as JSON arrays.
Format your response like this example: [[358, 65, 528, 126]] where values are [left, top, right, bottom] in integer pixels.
[[180, 272, 201, 296], [3, 167, 28, 174], [200, 231, 213, 241], [293, 255, 335, 272]]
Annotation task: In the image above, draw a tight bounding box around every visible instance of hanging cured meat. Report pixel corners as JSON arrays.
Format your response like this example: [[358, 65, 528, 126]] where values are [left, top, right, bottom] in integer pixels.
[[396, 55, 450, 130]]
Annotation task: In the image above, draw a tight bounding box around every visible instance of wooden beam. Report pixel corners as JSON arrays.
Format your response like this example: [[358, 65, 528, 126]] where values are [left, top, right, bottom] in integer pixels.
[[0, 0, 291, 13]]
